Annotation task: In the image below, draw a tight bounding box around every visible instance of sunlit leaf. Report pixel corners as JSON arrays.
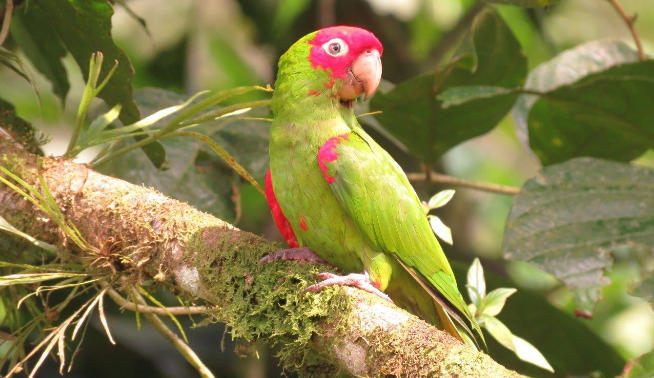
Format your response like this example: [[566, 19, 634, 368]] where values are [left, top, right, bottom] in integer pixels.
[[481, 288, 517, 317], [466, 258, 485, 305], [481, 315, 553, 372], [428, 215, 453, 245], [427, 189, 455, 209], [0, 273, 86, 286]]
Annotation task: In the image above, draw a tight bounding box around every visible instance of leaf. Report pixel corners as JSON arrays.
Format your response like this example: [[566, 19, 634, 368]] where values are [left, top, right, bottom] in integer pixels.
[[481, 287, 517, 317], [438, 86, 515, 108], [453, 261, 625, 376], [0, 47, 39, 99], [427, 189, 455, 209], [428, 215, 453, 245], [0, 273, 86, 286], [97, 88, 268, 220], [632, 274, 654, 306], [466, 257, 486, 305], [371, 8, 526, 163], [502, 157, 654, 313], [623, 352, 654, 378], [512, 40, 652, 165], [11, 5, 69, 102], [30, 0, 139, 124], [482, 315, 553, 372], [482, 0, 560, 7]]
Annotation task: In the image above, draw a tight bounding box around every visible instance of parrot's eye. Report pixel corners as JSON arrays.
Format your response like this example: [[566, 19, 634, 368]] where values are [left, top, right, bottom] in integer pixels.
[[322, 38, 348, 57]]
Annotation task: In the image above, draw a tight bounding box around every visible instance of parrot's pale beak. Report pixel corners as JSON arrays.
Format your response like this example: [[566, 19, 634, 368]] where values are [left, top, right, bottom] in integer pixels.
[[339, 49, 382, 102]]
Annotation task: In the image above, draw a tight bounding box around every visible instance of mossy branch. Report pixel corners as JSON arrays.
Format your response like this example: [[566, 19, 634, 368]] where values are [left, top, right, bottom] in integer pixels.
[[0, 133, 519, 376]]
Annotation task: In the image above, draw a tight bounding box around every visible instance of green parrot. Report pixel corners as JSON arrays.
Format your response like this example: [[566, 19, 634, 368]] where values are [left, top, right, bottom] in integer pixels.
[[263, 26, 482, 346]]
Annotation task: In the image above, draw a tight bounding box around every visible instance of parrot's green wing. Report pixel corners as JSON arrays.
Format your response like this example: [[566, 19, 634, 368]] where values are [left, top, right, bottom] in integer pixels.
[[319, 127, 482, 345]]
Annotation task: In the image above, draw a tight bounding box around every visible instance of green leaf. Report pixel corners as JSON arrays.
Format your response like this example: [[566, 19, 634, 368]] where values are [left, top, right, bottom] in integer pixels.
[[512, 40, 652, 165], [482, 315, 554, 372], [454, 261, 626, 376], [371, 8, 526, 163], [624, 352, 654, 378], [466, 257, 485, 305], [31, 0, 139, 124], [633, 274, 654, 306], [438, 86, 515, 108], [0, 47, 38, 98], [0, 272, 86, 287], [481, 287, 517, 317], [482, 0, 560, 7], [428, 215, 453, 245], [97, 88, 267, 220], [11, 5, 69, 102], [427, 189, 455, 209], [503, 157, 654, 313]]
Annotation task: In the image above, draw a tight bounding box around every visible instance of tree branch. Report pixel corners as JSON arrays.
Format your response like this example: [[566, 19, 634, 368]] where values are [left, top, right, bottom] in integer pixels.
[[407, 171, 520, 195], [607, 0, 646, 61], [0, 134, 519, 376]]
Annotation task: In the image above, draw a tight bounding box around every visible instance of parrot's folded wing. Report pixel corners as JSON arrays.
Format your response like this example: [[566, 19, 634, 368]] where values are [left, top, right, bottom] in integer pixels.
[[318, 126, 483, 346]]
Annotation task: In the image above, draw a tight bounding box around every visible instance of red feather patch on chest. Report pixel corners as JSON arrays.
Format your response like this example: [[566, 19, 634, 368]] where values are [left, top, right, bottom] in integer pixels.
[[318, 133, 349, 184], [265, 170, 299, 248]]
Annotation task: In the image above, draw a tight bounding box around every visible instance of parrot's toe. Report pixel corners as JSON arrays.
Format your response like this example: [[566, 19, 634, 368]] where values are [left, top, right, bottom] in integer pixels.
[[258, 247, 329, 268], [304, 272, 393, 303]]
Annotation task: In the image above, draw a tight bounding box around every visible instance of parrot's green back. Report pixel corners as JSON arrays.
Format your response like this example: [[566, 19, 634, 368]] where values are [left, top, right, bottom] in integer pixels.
[[269, 28, 482, 346]]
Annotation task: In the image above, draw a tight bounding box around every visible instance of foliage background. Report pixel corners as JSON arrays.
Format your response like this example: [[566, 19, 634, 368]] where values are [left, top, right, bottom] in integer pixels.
[[1, 0, 653, 376]]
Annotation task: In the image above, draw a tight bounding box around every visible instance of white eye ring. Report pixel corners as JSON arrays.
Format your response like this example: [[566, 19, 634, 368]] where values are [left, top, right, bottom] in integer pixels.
[[322, 38, 348, 57]]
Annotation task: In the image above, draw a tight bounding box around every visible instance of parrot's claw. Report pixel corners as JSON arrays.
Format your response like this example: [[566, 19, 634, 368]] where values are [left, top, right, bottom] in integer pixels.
[[258, 247, 329, 268], [304, 272, 393, 303]]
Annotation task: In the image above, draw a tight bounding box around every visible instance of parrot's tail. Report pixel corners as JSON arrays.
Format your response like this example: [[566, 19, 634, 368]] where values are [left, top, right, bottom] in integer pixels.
[[393, 258, 485, 350]]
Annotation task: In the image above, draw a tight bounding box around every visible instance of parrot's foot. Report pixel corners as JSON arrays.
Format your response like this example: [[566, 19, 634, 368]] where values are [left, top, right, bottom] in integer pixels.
[[258, 247, 329, 268], [304, 272, 393, 303]]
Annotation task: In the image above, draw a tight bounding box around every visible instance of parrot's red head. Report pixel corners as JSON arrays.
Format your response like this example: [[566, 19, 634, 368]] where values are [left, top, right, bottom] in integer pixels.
[[307, 26, 383, 104]]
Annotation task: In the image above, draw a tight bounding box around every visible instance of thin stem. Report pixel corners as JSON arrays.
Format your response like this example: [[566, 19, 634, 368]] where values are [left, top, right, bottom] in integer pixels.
[[130, 288, 215, 378], [607, 0, 646, 61], [0, 0, 13, 46], [104, 285, 209, 315], [407, 171, 520, 195]]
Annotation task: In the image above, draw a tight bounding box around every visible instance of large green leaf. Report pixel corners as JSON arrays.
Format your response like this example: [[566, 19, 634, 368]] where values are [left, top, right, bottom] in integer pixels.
[[11, 6, 69, 102], [371, 8, 526, 163], [453, 261, 625, 377], [31, 0, 139, 125], [502, 158, 654, 312], [512, 40, 653, 165]]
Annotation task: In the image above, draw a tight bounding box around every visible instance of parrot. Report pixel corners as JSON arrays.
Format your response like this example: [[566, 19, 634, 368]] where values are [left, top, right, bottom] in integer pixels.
[[263, 26, 482, 346]]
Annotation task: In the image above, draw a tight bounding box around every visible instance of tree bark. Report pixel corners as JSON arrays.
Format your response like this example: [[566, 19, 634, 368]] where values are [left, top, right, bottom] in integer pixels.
[[0, 132, 519, 376]]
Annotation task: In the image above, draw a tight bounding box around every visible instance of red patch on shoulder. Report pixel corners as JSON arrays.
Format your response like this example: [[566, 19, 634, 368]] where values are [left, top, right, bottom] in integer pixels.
[[318, 133, 349, 184], [299, 215, 308, 232], [265, 170, 299, 248]]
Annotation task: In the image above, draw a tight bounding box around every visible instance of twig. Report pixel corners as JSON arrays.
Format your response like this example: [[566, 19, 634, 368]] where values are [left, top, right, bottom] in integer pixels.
[[0, 0, 14, 46], [104, 283, 209, 315], [607, 0, 646, 61], [131, 288, 215, 378], [407, 171, 520, 195]]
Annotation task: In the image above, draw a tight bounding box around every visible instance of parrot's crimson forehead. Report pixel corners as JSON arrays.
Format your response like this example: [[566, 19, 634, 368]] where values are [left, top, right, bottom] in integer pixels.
[[307, 26, 383, 79]]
